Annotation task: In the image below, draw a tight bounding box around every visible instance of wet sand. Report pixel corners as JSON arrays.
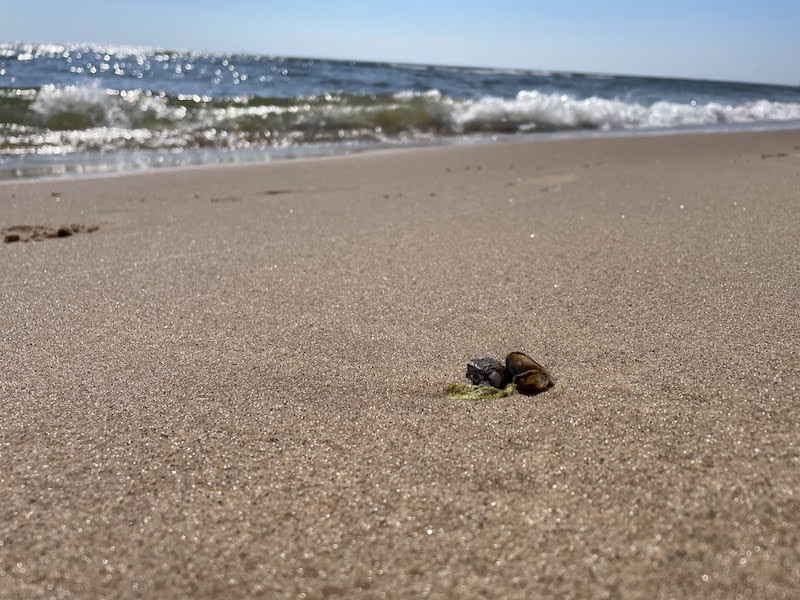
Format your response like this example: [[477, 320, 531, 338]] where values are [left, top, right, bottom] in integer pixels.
[[1, 130, 799, 598]]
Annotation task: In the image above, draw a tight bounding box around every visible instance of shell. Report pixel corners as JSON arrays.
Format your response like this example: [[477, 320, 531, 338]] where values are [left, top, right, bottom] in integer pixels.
[[513, 369, 552, 395], [505, 351, 552, 395], [505, 351, 541, 378], [466, 358, 507, 388]]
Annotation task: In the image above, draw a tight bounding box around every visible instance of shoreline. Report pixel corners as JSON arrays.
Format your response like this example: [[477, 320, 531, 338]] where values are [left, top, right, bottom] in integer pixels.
[[2, 128, 799, 598], [3, 120, 800, 185]]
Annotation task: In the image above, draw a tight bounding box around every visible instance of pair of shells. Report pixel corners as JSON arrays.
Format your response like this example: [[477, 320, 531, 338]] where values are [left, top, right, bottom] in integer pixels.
[[466, 352, 552, 395]]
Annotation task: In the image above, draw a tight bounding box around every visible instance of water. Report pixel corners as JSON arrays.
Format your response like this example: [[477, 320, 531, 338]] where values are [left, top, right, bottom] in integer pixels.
[[2, 42, 800, 180]]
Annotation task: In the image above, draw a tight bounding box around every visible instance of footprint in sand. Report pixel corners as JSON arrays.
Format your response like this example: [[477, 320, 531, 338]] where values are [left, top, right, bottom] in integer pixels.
[[2, 223, 99, 243], [515, 172, 578, 192], [210, 195, 241, 203], [210, 190, 294, 203]]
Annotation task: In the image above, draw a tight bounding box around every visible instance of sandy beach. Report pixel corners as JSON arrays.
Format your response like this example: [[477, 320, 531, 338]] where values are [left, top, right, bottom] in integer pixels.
[[2, 130, 799, 598]]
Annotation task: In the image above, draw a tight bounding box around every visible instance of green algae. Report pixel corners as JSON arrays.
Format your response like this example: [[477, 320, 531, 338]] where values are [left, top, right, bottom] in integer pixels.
[[446, 383, 515, 400]]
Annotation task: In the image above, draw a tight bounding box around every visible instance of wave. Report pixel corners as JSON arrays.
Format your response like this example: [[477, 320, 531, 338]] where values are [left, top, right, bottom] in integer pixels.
[[2, 84, 800, 155], [452, 90, 800, 132]]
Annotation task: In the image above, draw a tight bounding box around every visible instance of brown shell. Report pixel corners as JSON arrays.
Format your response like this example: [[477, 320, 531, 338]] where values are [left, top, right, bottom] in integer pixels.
[[513, 369, 551, 395], [505, 351, 552, 395]]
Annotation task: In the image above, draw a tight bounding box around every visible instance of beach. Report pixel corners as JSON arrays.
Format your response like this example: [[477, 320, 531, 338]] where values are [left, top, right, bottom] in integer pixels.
[[1, 130, 799, 598]]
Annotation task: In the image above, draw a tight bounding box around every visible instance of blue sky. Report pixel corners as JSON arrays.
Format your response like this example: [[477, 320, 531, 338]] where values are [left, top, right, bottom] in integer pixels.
[[1, 1, 798, 85]]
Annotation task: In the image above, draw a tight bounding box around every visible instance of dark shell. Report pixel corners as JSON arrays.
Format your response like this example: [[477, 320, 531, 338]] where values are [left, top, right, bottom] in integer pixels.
[[505, 351, 552, 395], [506, 351, 542, 378], [466, 358, 507, 388], [513, 369, 552, 395]]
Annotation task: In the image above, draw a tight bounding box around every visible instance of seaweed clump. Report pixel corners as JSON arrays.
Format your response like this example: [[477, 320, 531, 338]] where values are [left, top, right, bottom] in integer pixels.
[[446, 382, 515, 401]]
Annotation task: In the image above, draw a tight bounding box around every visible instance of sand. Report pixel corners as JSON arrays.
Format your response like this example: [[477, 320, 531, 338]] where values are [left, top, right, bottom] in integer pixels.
[[1, 130, 799, 599]]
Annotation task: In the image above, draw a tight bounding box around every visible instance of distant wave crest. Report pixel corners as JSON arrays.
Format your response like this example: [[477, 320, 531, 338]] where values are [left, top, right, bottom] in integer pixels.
[[2, 84, 800, 155], [452, 90, 800, 132]]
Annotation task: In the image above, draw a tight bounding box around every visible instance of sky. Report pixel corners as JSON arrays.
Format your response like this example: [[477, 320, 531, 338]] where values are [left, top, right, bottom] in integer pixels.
[[1, 0, 798, 86]]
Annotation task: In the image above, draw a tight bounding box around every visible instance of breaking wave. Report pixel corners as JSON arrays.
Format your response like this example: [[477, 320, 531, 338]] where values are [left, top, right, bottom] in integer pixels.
[[2, 83, 800, 155]]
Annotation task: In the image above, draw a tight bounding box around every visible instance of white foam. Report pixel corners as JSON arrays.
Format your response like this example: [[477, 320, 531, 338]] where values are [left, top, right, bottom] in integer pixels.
[[450, 90, 800, 132], [11, 84, 800, 157], [29, 84, 184, 129]]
